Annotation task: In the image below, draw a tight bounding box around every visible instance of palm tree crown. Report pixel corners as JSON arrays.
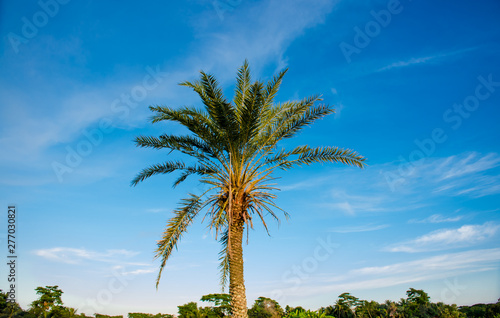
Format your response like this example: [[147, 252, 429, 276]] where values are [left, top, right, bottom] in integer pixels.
[[132, 61, 365, 318]]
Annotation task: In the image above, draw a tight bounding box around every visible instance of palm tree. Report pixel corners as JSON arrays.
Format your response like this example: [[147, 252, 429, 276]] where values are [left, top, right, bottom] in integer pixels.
[[132, 61, 366, 318], [384, 300, 397, 318]]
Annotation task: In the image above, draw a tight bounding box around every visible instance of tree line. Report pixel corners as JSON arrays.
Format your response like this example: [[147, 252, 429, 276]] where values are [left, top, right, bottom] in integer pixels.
[[1, 286, 499, 318]]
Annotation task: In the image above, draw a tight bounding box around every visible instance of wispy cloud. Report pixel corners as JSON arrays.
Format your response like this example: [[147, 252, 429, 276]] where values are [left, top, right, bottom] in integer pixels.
[[197, 0, 338, 77], [281, 176, 331, 191], [438, 153, 500, 181], [277, 152, 499, 221], [119, 267, 156, 276], [409, 214, 464, 224], [384, 152, 500, 198], [377, 56, 436, 72], [34, 247, 140, 264], [350, 248, 500, 279], [376, 47, 478, 72], [262, 248, 500, 301], [145, 208, 170, 213], [323, 191, 387, 215], [330, 224, 389, 233], [0, 0, 340, 187], [386, 222, 500, 253]]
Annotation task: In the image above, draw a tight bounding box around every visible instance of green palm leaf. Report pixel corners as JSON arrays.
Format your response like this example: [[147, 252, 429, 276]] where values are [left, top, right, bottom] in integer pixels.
[[154, 193, 205, 288]]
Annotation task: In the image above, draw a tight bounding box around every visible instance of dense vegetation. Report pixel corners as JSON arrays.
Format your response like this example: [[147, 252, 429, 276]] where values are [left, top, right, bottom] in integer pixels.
[[1, 286, 499, 318]]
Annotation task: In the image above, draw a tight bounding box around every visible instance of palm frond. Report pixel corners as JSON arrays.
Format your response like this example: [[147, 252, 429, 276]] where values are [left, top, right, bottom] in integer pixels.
[[266, 99, 332, 143], [131, 161, 211, 186], [135, 134, 216, 158], [262, 67, 288, 107], [234, 59, 251, 112], [155, 193, 204, 288], [179, 79, 211, 108], [172, 165, 215, 188], [200, 72, 238, 142], [280, 146, 366, 169], [149, 106, 225, 152], [218, 230, 230, 290], [239, 81, 264, 145]]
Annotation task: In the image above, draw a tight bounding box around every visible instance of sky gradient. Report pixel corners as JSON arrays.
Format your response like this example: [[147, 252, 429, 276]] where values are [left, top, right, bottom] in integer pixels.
[[1, 0, 500, 316]]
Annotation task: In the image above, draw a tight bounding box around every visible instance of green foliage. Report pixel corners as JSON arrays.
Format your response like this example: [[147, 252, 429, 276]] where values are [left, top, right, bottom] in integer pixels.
[[6, 284, 500, 318], [248, 297, 284, 318], [317, 306, 334, 317], [434, 303, 466, 318], [28, 286, 66, 318], [178, 304, 225, 318], [459, 303, 488, 318], [200, 294, 231, 308], [332, 293, 359, 318], [406, 288, 430, 306], [178, 302, 201, 318], [0, 289, 27, 318], [0, 290, 7, 310], [356, 300, 385, 318], [199, 307, 225, 318], [314, 288, 473, 318], [200, 294, 231, 316], [459, 300, 500, 318], [400, 288, 439, 318], [284, 309, 334, 318], [48, 306, 81, 318], [128, 313, 173, 318], [286, 307, 306, 316], [2, 287, 86, 318]]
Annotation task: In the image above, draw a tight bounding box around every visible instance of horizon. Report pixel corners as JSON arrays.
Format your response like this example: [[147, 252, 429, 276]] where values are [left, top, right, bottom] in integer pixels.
[[1, 0, 500, 316]]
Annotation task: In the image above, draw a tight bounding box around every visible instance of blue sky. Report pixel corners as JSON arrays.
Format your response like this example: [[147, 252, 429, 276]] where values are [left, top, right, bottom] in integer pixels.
[[1, 0, 500, 315]]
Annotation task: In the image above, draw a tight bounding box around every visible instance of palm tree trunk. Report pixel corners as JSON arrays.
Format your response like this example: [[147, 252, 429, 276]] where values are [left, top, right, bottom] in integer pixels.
[[229, 215, 247, 318]]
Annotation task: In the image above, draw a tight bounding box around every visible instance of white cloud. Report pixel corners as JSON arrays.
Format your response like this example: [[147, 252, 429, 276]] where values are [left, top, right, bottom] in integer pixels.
[[384, 152, 500, 198], [330, 224, 389, 233], [438, 153, 500, 181], [334, 102, 345, 119], [323, 191, 387, 215], [0, 0, 340, 187], [281, 176, 331, 191], [264, 248, 500, 300], [197, 0, 338, 77], [145, 208, 170, 213], [409, 214, 464, 224], [350, 248, 500, 278], [274, 152, 499, 221], [387, 222, 500, 253], [377, 56, 436, 72], [34, 247, 139, 264], [121, 268, 156, 276], [376, 47, 478, 72]]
